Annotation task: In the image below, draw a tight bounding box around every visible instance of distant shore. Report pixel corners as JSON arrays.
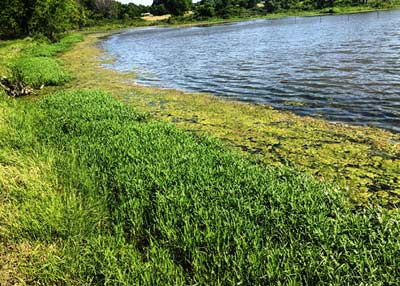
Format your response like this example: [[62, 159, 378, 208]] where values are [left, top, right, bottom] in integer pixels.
[[145, 5, 400, 28], [78, 6, 400, 33]]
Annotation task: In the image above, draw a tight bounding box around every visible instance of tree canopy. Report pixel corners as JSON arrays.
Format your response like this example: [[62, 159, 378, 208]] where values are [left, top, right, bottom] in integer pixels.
[[0, 0, 148, 40], [151, 0, 192, 16], [193, 0, 397, 18]]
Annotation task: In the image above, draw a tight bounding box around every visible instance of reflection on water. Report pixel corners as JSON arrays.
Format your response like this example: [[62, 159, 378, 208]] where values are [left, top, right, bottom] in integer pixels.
[[102, 10, 400, 132]]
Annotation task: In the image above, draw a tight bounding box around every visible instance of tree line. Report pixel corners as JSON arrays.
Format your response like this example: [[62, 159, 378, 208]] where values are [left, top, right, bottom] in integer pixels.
[[1, 0, 398, 39], [0, 0, 148, 40], [261, 0, 396, 13], [152, 0, 398, 19]]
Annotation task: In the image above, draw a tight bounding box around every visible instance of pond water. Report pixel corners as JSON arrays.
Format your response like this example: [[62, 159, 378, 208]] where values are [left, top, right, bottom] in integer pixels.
[[102, 10, 400, 132]]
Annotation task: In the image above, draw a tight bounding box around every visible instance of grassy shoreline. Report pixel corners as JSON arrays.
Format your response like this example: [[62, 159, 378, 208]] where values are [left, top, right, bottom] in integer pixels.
[[60, 32, 400, 206], [1, 86, 399, 284], [0, 20, 399, 284]]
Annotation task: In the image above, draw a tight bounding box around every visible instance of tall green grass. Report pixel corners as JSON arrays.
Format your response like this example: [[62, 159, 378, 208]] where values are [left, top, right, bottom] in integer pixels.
[[23, 33, 84, 57], [10, 56, 71, 88], [6, 33, 82, 88], [1, 90, 399, 285]]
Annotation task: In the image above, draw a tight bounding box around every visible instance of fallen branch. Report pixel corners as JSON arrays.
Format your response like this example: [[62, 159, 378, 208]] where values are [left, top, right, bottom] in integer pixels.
[[0, 76, 35, 97]]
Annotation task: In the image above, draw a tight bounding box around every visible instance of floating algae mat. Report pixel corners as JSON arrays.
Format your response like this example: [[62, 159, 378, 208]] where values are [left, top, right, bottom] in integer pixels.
[[102, 11, 400, 133], [61, 33, 400, 206]]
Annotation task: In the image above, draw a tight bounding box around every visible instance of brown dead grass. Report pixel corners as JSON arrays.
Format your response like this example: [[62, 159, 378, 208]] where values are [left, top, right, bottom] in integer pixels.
[[141, 14, 171, 21], [0, 241, 57, 286]]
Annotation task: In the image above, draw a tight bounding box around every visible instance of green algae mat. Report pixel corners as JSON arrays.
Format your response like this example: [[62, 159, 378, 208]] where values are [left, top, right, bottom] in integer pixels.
[[61, 34, 400, 207]]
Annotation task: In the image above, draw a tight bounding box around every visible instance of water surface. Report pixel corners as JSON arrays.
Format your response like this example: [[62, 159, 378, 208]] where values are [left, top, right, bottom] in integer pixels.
[[102, 10, 400, 132]]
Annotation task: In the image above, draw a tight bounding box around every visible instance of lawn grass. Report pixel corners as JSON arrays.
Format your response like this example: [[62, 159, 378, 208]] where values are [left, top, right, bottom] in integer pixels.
[[1, 90, 399, 285]]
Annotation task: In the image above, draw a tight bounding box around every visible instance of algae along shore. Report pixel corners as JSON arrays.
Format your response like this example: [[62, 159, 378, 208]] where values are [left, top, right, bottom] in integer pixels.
[[62, 33, 400, 207], [1, 5, 400, 286]]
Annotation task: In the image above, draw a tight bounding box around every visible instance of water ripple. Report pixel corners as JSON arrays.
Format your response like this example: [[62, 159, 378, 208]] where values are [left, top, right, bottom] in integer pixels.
[[102, 10, 400, 133]]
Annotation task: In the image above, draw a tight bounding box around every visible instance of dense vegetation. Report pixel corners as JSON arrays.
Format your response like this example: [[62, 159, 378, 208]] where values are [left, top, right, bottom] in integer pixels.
[[1, 87, 399, 284], [151, 0, 192, 16], [1, 33, 82, 92], [0, 0, 148, 40], [261, 0, 399, 12], [149, 0, 400, 20], [191, 0, 400, 19]]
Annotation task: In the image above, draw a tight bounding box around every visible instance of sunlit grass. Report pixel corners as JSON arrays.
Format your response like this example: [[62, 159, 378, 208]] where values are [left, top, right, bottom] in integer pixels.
[[1, 21, 399, 285], [10, 56, 71, 87], [4, 33, 83, 88], [59, 33, 400, 206], [0, 38, 33, 77], [1, 90, 399, 284]]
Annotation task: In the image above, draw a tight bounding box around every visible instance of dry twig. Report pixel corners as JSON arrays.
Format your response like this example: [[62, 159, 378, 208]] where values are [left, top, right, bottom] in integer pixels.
[[0, 76, 34, 97]]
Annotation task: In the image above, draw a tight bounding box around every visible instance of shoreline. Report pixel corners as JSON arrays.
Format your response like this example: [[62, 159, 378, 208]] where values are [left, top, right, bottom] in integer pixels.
[[76, 6, 400, 34], [60, 32, 400, 206], [146, 6, 400, 28], [100, 10, 400, 134]]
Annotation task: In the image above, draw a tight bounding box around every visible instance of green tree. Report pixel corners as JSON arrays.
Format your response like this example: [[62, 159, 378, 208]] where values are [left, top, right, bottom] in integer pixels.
[[166, 0, 191, 15], [0, 0, 83, 40], [247, 0, 258, 8], [93, 0, 116, 18], [120, 3, 148, 18], [29, 0, 81, 40], [151, 0, 191, 16], [195, 0, 216, 18], [264, 0, 279, 12], [150, 3, 169, 15], [0, 0, 26, 38], [215, 0, 231, 17]]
